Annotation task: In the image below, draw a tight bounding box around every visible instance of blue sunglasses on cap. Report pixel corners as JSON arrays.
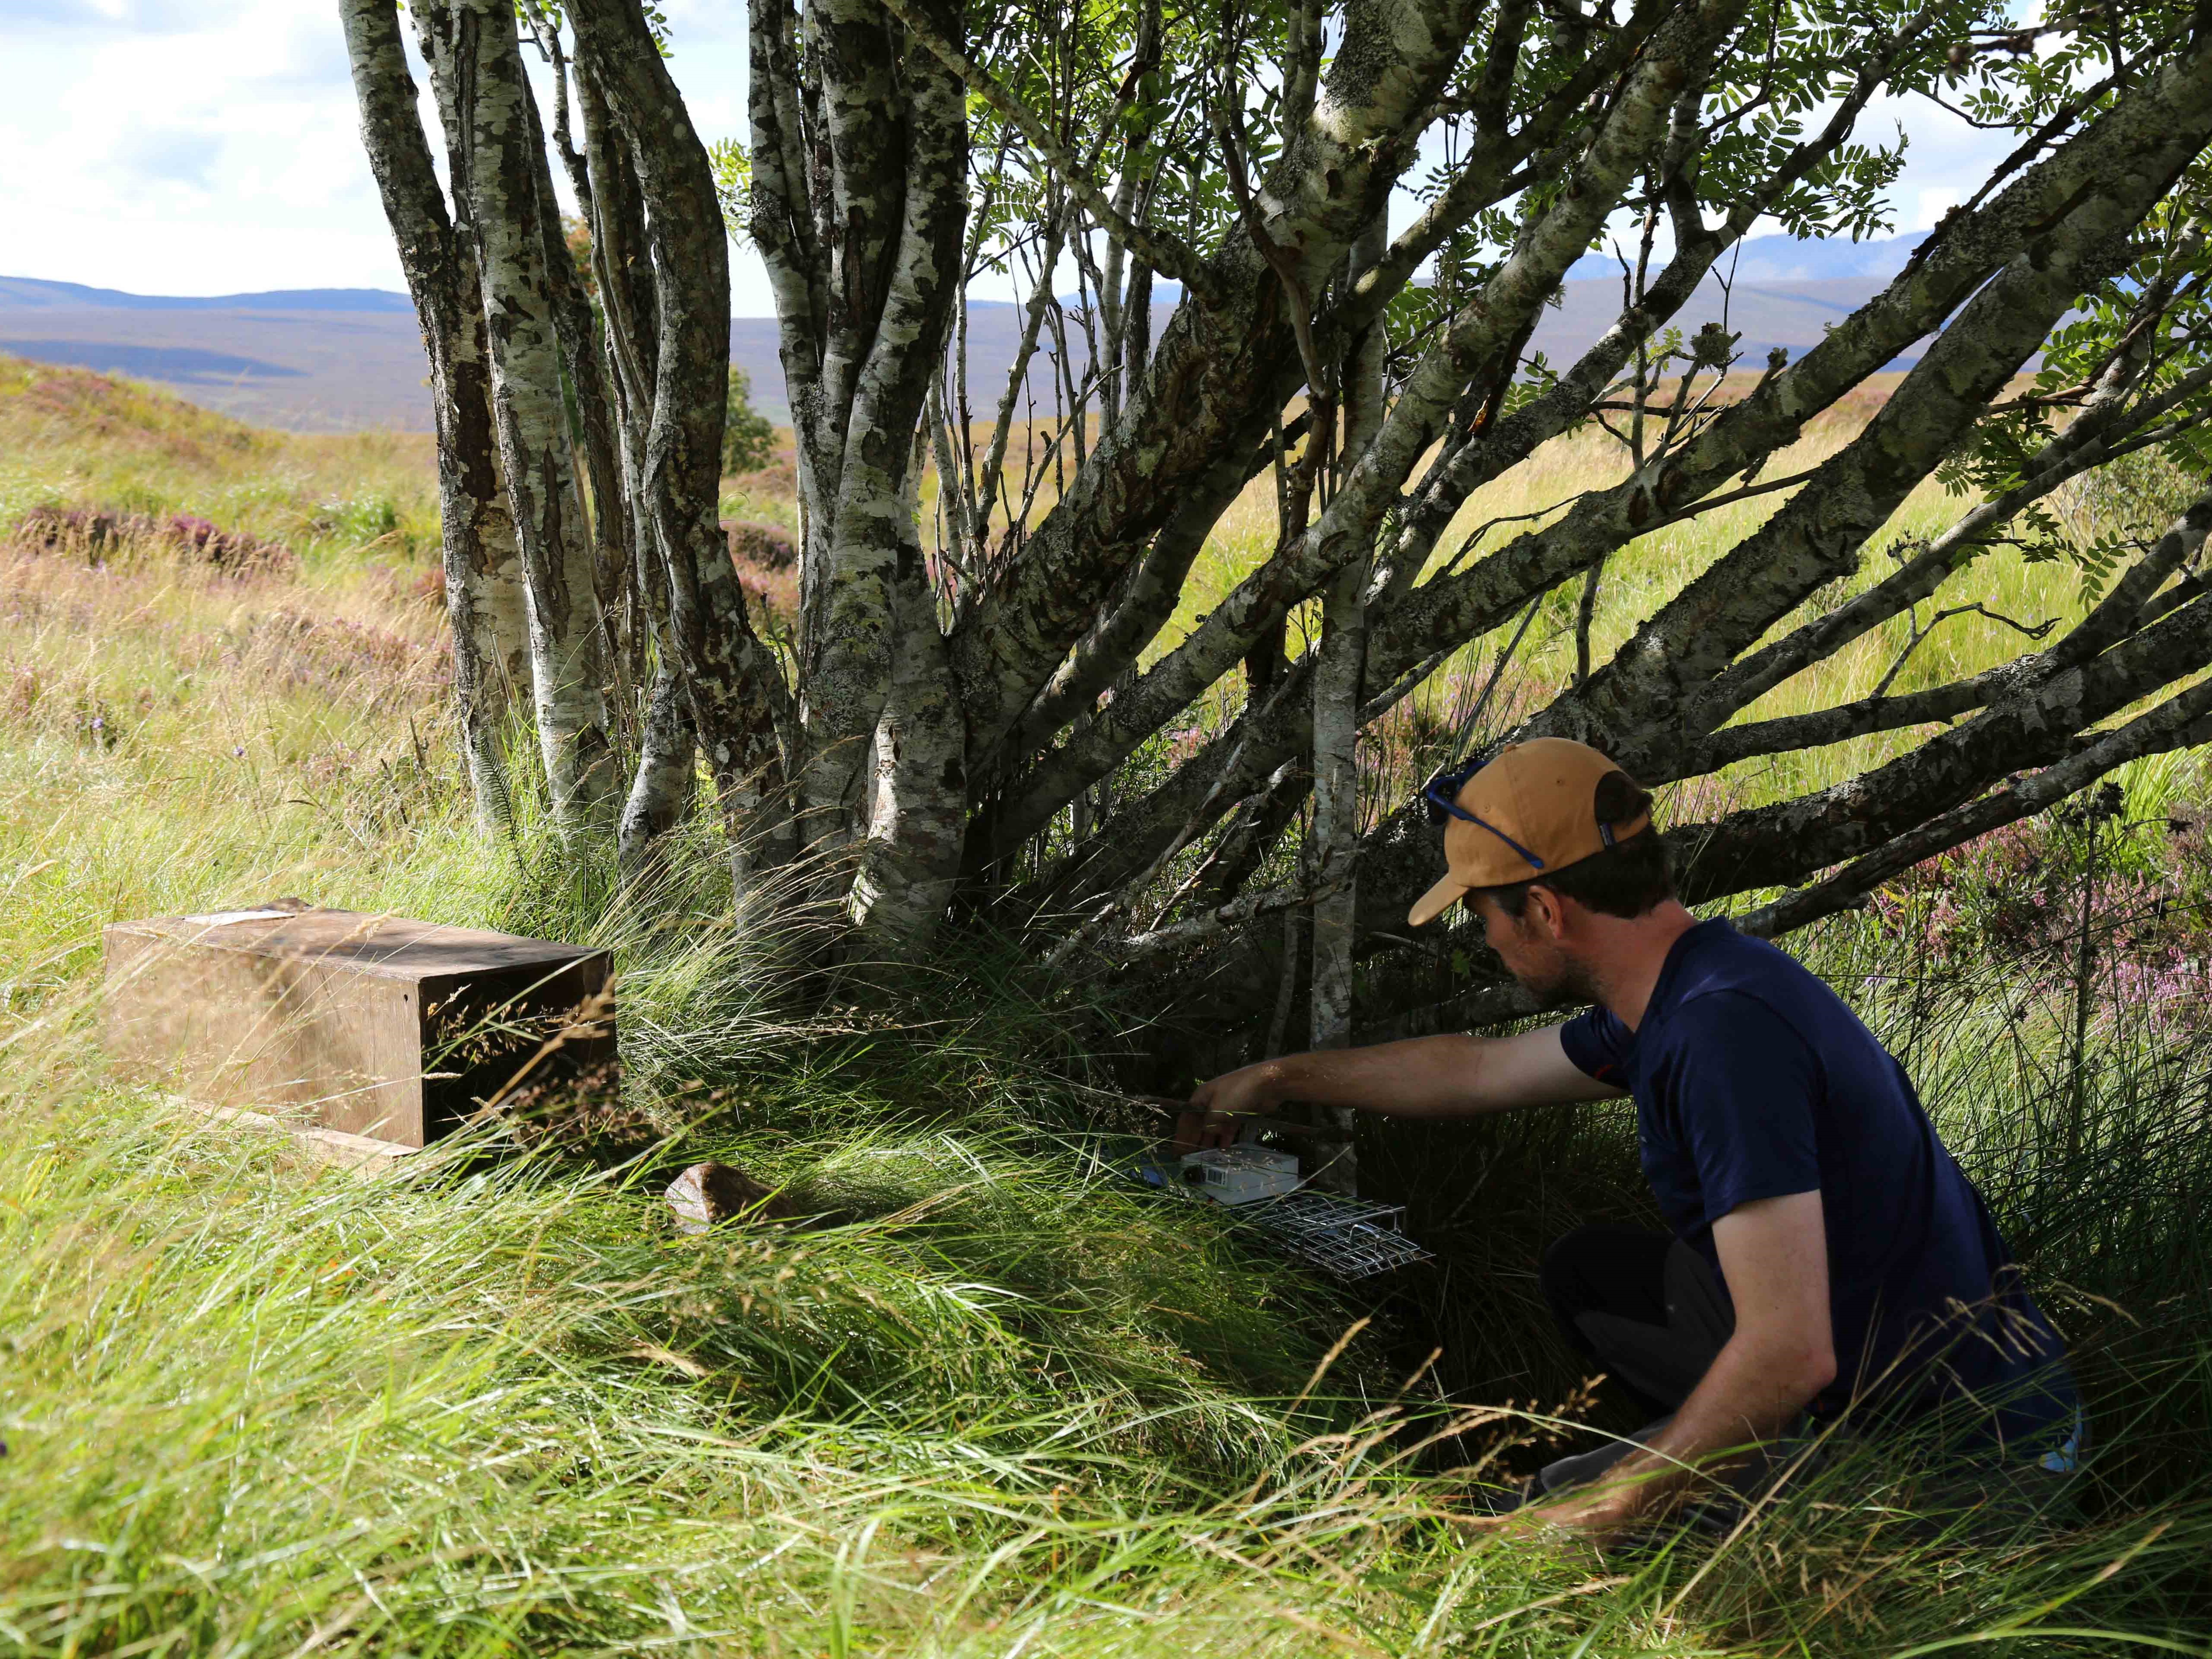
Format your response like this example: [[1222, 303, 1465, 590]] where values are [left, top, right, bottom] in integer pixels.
[[1419, 753, 1547, 872], [1420, 752, 1630, 874]]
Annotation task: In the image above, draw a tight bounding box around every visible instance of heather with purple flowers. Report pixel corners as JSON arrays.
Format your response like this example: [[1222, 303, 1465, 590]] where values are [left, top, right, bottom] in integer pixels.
[[12, 502, 295, 577], [1866, 801, 2212, 1036]]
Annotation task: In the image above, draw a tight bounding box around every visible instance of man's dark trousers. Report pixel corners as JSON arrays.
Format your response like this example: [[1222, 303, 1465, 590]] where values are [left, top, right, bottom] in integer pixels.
[[1529, 1224, 2080, 1527], [1534, 1225, 1741, 1498]]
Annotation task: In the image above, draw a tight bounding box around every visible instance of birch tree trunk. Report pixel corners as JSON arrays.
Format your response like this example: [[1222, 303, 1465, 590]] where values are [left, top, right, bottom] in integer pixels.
[[576, 56, 696, 885], [619, 664, 696, 879], [566, 0, 796, 925], [1306, 216, 1388, 1191], [744, 0, 970, 941], [525, 29, 636, 669], [419, 0, 615, 840], [338, 0, 528, 832]]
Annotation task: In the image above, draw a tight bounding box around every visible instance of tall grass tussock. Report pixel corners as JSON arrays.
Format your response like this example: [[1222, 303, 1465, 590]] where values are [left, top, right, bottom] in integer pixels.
[[3, 356, 2212, 1655]]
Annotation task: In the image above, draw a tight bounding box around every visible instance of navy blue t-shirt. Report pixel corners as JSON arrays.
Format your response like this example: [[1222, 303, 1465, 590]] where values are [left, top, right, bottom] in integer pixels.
[[1559, 919, 2076, 1452]]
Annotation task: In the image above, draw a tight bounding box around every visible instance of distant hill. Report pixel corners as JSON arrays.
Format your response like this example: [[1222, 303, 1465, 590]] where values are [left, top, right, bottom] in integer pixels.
[[0, 238, 1931, 434], [1542, 274, 1931, 372], [0, 276, 417, 314], [1566, 229, 1929, 284], [0, 278, 435, 433]]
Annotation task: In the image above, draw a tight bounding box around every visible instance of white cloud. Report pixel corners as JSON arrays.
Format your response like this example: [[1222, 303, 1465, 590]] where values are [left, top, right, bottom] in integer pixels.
[[1910, 186, 1965, 232], [0, 0, 203, 36], [103, 124, 225, 190], [3, 3, 387, 293], [0, 5, 2050, 314], [0, 0, 791, 308]]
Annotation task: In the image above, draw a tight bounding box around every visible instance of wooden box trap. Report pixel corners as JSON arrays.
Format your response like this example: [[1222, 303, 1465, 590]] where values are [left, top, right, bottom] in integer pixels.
[[103, 902, 614, 1151]]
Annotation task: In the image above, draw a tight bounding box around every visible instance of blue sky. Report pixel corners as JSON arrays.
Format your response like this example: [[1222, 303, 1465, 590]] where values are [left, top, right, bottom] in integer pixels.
[[0, 1, 2013, 314]]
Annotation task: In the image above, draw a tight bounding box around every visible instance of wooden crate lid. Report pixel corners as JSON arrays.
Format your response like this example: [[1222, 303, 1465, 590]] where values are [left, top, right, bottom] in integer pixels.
[[107, 901, 605, 982]]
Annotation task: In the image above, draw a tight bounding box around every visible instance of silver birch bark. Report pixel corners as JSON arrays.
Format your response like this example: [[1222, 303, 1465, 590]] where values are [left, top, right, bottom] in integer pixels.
[[734, 0, 970, 943], [785, 0, 968, 876], [1305, 216, 1388, 1191], [338, 0, 528, 831], [567, 0, 797, 927], [619, 664, 696, 880], [420, 0, 615, 840], [839, 15, 971, 944], [573, 53, 696, 882]]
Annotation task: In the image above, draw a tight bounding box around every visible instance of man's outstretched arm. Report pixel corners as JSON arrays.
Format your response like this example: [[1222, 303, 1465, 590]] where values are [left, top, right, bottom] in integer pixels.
[[1519, 1189, 1837, 1541], [1189, 1026, 1622, 1138]]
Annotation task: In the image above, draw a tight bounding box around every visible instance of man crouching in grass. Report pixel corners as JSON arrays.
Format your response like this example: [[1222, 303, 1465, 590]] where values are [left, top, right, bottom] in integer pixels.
[[1189, 738, 2082, 1546]]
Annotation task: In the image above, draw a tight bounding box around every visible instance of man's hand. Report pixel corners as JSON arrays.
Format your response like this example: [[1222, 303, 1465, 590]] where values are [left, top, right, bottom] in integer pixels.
[[1181, 1062, 1278, 1149], [1462, 1192, 1837, 1559], [1454, 1482, 1623, 1566], [1501, 1483, 1636, 1550], [1179, 1026, 1615, 1152]]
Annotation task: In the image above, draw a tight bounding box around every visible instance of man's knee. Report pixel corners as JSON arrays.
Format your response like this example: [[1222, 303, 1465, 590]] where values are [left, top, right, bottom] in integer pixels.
[[1539, 1225, 1614, 1307], [1541, 1225, 1670, 1316], [1538, 1228, 1579, 1297]]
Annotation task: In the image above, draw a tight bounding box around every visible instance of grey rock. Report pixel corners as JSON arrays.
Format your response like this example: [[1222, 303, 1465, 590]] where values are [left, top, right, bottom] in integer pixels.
[[665, 1161, 800, 1234]]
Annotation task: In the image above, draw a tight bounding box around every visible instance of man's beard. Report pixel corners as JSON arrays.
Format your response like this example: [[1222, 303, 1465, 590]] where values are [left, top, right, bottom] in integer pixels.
[[1510, 949, 1603, 1011]]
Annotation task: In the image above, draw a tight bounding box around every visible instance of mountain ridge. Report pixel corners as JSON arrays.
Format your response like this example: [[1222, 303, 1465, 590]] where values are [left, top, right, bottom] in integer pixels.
[[1564, 229, 1929, 284], [0, 234, 1933, 432], [0, 276, 418, 314]]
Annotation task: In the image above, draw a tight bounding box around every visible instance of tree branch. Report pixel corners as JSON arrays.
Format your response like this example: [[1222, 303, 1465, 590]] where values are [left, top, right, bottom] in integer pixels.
[[987, 0, 1737, 855], [1691, 362, 2212, 729], [1364, 48, 2080, 695], [1101, 872, 1348, 969], [871, 0, 1223, 308], [946, 0, 1516, 768], [1737, 671, 2212, 941], [1670, 581, 2212, 903]]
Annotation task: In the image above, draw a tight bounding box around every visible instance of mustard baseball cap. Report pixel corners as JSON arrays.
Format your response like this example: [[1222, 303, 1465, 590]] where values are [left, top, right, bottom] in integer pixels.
[[1408, 737, 1653, 926]]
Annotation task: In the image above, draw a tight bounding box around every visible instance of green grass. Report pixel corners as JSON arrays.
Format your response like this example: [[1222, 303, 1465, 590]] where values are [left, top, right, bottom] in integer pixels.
[[6, 359, 2212, 1654], [0, 357, 440, 566]]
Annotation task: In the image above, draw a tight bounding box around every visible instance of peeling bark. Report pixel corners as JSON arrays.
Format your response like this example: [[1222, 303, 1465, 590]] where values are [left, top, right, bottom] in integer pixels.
[[339, 0, 527, 831], [569, 0, 797, 916], [420, 0, 615, 838]]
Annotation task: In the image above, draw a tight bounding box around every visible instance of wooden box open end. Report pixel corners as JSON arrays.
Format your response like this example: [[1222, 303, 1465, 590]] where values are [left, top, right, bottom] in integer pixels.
[[102, 902, 615, 1149]]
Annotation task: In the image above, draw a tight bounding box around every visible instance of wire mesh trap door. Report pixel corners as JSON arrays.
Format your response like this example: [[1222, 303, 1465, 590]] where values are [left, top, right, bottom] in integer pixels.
[[1228, 1192, 1433, 1281], [1100, 1138, 1432, 1281]]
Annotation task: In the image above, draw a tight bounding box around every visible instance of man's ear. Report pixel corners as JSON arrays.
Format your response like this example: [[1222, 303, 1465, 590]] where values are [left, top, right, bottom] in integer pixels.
[[1525, 882, 1570, 941]]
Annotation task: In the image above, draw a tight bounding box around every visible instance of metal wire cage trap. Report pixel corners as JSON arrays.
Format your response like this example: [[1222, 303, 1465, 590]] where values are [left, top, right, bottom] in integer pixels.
[[1096, 1109, 1434, 1283], [1226, 1190, 1432, 1281]]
